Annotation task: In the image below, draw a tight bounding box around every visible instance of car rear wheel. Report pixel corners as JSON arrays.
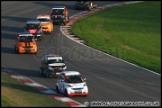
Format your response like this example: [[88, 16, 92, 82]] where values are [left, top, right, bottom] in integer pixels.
[[64, 89, 68, 97]]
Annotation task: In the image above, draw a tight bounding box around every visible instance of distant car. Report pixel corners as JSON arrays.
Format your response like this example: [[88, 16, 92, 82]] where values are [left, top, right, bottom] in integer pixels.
[[56, 71, 88, 97], [74, 1, 97, 11], [14, 32, 37, 54], [37, 14, 54, 34], [24, 20, 44, 40], [49, 6, 69, 25], [40, 54, 67, 78]]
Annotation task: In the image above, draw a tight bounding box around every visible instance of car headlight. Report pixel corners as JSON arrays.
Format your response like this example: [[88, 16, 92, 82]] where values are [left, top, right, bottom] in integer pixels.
[[48, 67, 54, 70], [63, 65, 67, 70]]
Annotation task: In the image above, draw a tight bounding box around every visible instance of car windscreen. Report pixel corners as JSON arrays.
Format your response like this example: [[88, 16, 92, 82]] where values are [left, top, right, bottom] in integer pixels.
[[20, 36, 33, 42], [51, 9, 64, 15], [37, 18, 50, 22], [48, 59, 64, 64], [26, 23, 40, 29], [66, 75, 83, 83]]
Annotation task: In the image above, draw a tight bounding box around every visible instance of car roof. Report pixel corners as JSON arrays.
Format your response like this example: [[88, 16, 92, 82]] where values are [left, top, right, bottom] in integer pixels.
[[26, 20, 40, 24], [52, 6, 65, 9], [44, 54, 63, 60], [62, 71, 80, 76], [19, 32, 33, 36], [37, 14, 51, 19]]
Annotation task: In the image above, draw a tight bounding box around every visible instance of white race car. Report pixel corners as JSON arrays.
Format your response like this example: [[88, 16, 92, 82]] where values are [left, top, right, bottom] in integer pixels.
[[56, 71, 88, 97]]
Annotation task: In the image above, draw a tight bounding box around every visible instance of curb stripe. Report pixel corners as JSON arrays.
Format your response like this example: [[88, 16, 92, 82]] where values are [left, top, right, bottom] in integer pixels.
[[3, 70, 85, 107]]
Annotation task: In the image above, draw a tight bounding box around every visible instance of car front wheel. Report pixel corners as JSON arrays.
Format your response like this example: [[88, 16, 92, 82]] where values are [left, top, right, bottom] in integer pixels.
[[64, 89, 68, 97], [56, 85, 59, 93]]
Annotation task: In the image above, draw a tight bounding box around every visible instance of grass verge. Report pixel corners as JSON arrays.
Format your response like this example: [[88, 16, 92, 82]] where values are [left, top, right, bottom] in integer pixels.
[[70, 1, 161, 73], [1, 72, 69, 107]]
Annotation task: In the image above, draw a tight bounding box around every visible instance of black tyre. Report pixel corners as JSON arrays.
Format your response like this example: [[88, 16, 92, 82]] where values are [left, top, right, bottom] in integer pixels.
[[56, 85, 59, 93], [64, 89, 68, 97]]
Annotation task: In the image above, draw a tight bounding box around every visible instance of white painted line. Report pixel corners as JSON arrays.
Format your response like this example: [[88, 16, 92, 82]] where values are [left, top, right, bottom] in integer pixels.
[[54, 97, 84, 106], [25, 82, 47, 87], [55, 97, 73, 102], [11, 75, 19, 79]]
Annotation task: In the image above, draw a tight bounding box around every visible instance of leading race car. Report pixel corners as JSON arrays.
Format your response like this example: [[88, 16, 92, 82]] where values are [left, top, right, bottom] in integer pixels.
[[24, 20, 44, 40], [37, 14, 54, 34], [40, 54, 67, 78], [56, 71, 88, 97], [74, 1, 97, 11], [14, 32, 38, 54]]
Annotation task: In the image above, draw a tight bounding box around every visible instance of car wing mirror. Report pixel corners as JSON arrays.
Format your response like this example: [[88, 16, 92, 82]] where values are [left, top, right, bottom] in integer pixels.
[[84, 78, 87, 81]]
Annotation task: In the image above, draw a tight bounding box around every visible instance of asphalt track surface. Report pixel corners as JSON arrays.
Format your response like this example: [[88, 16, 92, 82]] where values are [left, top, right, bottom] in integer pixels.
[[2, 1, 161, 106]]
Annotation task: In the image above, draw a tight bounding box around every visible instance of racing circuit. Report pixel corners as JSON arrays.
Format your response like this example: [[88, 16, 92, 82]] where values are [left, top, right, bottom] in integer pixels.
[[1, 1, 161, 106]]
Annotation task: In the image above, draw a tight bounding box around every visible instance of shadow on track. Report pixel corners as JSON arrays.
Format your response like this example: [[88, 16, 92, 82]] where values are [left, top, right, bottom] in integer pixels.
[[1, 16, 35, 23], [1, 47, 15, 54], [1, 32, 17, 40], [1, 25, 23, 33]]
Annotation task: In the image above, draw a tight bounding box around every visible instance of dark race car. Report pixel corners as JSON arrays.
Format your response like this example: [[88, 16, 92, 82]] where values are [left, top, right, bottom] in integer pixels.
[[24, 20, 44, 41], [74, 1, 97, 11], [40, 54, 67, 78], [49, 6, 69, 25]]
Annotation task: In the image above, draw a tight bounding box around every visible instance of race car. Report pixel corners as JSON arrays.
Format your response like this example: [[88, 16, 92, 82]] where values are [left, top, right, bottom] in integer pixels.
[[74, 1, 97, 11], [24, 20, 44, 40], [56, 71, 88, 97], [14, 32, 37, 54], [40, 54, 67, 78], [49, 6, 69, 25], [37, 14, 54, 34]]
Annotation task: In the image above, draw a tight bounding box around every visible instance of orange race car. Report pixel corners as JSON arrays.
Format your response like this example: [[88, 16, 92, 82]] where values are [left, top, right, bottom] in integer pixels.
[[37, 14, 54, 34], [14, 32, 38, 54]]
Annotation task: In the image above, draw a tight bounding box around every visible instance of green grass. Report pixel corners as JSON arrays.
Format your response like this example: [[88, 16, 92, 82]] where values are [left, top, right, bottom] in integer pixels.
[[1, 72, 69, 107], [70, 1, 161, 73]]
